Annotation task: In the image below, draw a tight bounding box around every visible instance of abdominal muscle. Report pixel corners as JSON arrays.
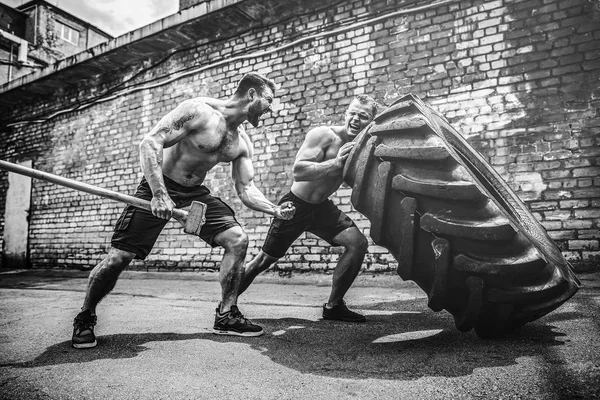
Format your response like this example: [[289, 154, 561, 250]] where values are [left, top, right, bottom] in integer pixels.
[[291, 176, 344, 204], [161, 145, 220, 187]]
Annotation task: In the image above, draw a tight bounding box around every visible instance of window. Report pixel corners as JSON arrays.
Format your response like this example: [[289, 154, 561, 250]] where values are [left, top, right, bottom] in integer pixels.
[[56, 21, 79, 45]]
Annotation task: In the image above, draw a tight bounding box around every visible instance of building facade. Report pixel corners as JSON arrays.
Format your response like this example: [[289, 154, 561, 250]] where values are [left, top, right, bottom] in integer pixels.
[[0, 0, 599, 272], [0, 0, 112, 84]]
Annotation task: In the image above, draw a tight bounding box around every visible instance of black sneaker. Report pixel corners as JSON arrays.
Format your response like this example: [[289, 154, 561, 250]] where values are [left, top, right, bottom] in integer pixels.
[[323, 299, 366, 322], [213, 305, 264, 337], [72, 309, 97, 349]]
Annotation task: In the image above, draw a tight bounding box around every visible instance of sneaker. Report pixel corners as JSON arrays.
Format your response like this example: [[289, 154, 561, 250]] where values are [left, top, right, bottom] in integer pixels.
[[213, 305, 264, 337], [72, 309, 97, 349], [323, 299, 366, 322]]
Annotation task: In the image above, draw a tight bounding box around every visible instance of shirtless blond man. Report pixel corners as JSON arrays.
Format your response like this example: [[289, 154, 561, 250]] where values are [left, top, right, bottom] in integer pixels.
[[239, 95, 377, 322], [72, 73, 295, 348]]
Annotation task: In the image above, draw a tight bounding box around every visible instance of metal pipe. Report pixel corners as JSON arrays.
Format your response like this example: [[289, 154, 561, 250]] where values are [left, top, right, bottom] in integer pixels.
[[0, 159, 188, 221], [8, 43, 13, 82]]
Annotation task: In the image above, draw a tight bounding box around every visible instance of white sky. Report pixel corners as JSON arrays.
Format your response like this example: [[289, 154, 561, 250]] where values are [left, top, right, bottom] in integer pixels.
[[2, 0, 179, 37]]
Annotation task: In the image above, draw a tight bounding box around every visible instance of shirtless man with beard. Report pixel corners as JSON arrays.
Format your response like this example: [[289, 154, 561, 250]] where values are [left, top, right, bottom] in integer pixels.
[[71, 72, 295, 349]]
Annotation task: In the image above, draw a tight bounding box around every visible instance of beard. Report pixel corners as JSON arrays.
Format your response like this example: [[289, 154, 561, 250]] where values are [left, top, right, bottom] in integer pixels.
[[248, 102, 263, 127]]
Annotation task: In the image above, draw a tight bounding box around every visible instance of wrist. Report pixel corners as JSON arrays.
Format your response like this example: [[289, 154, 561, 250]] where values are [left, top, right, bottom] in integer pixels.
[[154, 188, 169, 198]]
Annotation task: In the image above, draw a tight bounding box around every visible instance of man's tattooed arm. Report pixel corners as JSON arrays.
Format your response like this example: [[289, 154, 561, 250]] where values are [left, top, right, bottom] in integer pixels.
[[138, 100, 203, 218]]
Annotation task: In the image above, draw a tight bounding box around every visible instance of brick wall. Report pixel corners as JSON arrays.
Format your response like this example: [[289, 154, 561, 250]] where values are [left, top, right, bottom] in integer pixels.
[[1, 0, 599, 272]]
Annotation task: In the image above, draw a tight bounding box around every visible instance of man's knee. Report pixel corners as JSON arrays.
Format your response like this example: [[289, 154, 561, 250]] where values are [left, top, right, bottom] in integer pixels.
[[355, 234, 369, 254], [89, 248, 133, 286], [339, 229, 368, 254], [251, 251, 279, 273], [217, 227, 249, 255], [106, 248, 135, 268]]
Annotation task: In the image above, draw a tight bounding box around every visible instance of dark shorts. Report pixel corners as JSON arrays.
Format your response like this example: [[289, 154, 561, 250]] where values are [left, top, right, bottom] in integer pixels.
[[111, 176, 240, 259], [261, 191, 357, 258]]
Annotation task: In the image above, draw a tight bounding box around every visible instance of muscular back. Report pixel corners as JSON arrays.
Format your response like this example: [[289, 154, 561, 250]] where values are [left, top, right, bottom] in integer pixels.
[[146, 97, 250, 187], [291, 126, 348, 204]]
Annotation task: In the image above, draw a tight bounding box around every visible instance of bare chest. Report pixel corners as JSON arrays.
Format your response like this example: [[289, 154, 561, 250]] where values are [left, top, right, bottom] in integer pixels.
[[324, 138, 344, 161], [187, 128, 241, 162], [163, 130, 242, 185]]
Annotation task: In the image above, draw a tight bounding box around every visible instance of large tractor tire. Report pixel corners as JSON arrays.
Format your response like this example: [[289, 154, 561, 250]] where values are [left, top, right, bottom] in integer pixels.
[[343, 94, 580, 339]]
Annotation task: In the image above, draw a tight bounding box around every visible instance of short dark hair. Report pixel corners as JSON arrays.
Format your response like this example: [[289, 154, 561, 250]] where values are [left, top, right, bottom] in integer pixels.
[[353, 94, 378, 116], [235, 72, 276, 97]]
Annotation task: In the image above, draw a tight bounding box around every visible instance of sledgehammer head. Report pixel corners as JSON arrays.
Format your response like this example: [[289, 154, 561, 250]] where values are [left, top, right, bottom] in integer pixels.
[[183, 201, 207, 235]]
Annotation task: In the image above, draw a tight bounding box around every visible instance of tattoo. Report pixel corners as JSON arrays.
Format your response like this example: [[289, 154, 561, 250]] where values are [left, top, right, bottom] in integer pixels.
[[142, 139, 163, 168], [172, 113, 195, 130], [158, 112, 195, 136], [158, 126, 171, 136]]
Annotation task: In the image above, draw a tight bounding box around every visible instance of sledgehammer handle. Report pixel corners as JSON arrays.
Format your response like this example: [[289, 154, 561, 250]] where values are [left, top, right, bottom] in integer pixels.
[[0, 159, 187, 220]]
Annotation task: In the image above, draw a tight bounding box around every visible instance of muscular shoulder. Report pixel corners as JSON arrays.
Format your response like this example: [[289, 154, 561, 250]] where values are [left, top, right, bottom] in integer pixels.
[[150, 98, 224, 146], [303, 125, 342, 149], [305, 125, 338, 144], [173, 98, 219, 125]]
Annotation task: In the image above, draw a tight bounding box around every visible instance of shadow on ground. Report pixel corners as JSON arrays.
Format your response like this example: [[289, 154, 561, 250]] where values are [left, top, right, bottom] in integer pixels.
[[0, 270, 90, 289], [2, 299, 573, 381]]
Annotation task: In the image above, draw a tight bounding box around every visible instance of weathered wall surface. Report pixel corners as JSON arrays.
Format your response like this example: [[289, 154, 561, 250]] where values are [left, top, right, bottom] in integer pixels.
[[1, 0, 599, 272]]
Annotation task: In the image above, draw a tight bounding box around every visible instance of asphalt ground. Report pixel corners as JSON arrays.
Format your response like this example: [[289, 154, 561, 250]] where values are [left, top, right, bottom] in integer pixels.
[[0, 268, 599, 400]]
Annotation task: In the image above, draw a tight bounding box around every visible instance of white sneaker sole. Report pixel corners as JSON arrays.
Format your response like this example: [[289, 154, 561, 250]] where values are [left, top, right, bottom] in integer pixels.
[[72, 340, 97, 349], [212, 329, 264, 337]]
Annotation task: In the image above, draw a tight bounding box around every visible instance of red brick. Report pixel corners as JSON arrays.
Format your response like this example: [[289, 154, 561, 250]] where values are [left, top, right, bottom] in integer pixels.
[[578, 229, 600, 239], [549, 230, 576, 240], [563, 220, 593, 229], [2, 0, 599, 272], [568, 240, 600, 250], [574, 209, 600, 219]]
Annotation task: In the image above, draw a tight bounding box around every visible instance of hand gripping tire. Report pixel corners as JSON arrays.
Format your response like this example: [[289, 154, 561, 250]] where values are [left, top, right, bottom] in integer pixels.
[[343, 94, 580, 339]]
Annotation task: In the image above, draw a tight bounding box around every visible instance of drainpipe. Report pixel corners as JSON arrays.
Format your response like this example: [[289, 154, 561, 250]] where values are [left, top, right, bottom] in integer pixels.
[[8, 43, 13, 82], [34, 4, 38, 46]]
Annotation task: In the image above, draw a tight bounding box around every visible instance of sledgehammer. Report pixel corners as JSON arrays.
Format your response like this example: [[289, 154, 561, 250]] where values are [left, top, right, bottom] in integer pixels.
[[0, 159, 206, 235]]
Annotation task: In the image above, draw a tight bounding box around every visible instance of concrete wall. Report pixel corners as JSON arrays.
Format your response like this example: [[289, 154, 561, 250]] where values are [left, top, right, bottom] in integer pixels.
[[1, 0, 599, 272], [0, 47, 16, 84], [87, 28, 110, 48]]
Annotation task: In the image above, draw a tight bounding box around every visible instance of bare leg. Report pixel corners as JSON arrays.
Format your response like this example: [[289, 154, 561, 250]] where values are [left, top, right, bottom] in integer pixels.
[[326, 227, 368, 307], [238, 250, 279, 296], [82, 247, 136, 314], [213, 226, 248, 313]]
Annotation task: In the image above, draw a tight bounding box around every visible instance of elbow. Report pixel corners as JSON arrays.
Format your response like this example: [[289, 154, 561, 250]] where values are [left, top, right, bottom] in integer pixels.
[[293, 172, 306, 182], [292, 165, 307, 181], [139, 137, 163, 156], [139, 137, 151, 152], [236, 186, 251, 204]]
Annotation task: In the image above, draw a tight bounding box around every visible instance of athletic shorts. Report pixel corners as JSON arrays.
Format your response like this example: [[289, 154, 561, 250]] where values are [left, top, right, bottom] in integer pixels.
[[111, 175, 240, 259], [261, 191, 357, 258]]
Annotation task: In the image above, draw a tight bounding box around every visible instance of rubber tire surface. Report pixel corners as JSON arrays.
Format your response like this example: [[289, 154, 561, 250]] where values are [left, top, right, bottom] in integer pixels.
[[343, 94, 580, 339]]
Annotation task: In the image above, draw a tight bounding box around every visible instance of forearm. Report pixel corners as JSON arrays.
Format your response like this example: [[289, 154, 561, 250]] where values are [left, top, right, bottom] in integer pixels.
[[293, 159, 339, 181], [239, 184, 279, 216], [139, 139, 168, 195]]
